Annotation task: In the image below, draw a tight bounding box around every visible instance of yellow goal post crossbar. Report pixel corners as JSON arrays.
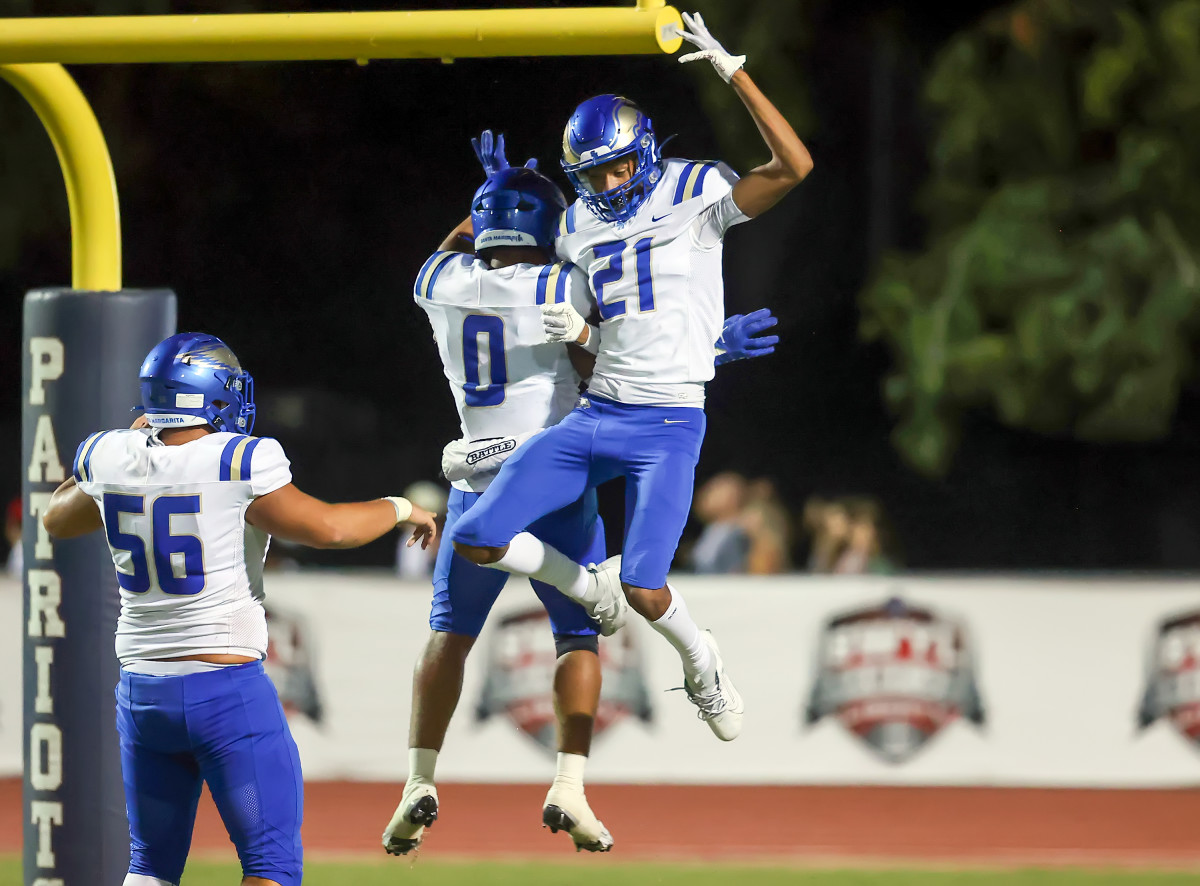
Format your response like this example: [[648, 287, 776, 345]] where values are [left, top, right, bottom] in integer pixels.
[[1, 2, 683, 290]]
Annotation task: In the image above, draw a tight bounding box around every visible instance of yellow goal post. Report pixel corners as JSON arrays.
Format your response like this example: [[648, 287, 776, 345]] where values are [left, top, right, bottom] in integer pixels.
[[1, 1, 683, 291]]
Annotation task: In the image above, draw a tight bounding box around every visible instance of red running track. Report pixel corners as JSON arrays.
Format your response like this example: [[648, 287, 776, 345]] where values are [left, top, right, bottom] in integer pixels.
[[3, 779, 1199, 867]]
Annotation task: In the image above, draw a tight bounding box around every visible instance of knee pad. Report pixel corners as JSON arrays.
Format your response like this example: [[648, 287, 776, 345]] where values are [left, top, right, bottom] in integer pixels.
[[554, 632, 599, 657], [124, 875, 176, 886]]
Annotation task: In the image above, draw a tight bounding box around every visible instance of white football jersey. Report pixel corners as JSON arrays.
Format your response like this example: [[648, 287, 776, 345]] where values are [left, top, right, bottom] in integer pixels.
[[413, 251, 594, 492], [72, 428, 291, 664], [555, 158, 749, 407]]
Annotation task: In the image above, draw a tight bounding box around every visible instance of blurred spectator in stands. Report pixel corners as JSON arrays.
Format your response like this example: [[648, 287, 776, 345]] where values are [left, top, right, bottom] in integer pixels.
[[742, 477, 792, 574], [690, 471, 751, 573], [802, 496, 852, 573], [5, 497, 21, 579], [396, 480, 448, 579], [832, 496, 900, 575]]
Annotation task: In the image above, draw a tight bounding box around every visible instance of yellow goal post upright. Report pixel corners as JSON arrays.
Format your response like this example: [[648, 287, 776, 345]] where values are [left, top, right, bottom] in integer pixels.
[[4, 5, 681, 884]]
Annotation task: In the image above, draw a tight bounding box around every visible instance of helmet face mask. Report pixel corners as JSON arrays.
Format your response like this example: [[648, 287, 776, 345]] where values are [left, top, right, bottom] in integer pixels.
[[138, 333, 256, 435], [561, 95, 662, 224], [471, 167, 568, 253]]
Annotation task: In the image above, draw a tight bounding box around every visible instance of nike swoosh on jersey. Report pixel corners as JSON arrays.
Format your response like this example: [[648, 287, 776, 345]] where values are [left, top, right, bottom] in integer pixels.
[[652, 214, 672, 222], [663, 419, 689, 424]]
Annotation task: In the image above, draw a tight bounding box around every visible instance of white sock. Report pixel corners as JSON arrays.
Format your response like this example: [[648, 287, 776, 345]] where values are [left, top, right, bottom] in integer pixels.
[[407, 747, 438, 787], [553, 751, 587, 789], [490, 532, 590, 602], [124, 876, 175, 886], [649, 586, 715, 690]]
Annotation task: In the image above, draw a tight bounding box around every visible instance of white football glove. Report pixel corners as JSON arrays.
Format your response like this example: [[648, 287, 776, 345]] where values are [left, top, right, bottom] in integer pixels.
[[672, 12, 746, 84], [541, 303, 600, 354]]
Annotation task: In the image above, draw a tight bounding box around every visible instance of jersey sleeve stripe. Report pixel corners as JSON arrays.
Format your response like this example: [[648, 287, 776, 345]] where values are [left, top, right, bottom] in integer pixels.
[[685, 163, 715, 202], [553, 263, 571, 304], [672, 162, 699, 204], [239, 438, 265, 482], [421, 251, 459, 299], [72, 433, 98, 482], [414, 251, 447, 299], [535, 264, 554, 305], [566, 204, 577, 235], [219, 435, 249, 481], [74, 432, 106, 483], [228, 436, 258, 482]]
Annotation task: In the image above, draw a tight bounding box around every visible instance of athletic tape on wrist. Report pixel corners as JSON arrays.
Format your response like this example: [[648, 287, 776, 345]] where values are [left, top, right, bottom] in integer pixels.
[[384, 496, 413, 524]]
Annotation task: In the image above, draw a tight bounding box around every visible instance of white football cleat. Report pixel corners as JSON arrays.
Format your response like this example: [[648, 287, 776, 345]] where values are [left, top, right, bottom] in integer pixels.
[[542, 782, 614, 853], [684, 631, 744, 741], [585, 555, 628, 637], [382, 781, 439, 856]]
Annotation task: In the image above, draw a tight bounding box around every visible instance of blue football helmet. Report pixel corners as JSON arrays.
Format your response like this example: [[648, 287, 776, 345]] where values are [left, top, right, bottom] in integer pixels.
[[138, 332, 256, 434], [561, 94, 662, 224], [471, 167, 567, 252]]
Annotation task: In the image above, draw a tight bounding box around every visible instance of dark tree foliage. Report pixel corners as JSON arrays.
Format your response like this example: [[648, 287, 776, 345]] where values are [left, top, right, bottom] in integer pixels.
[[861, 0, 1200, 475]]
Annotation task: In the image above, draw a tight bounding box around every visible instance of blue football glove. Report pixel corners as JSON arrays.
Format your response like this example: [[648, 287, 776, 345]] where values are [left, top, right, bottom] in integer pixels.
[[714, 308, 779, 365], [471, 129, 538, 176]]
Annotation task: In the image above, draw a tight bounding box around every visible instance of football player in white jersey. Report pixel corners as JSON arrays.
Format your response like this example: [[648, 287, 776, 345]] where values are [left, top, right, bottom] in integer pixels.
[[383, 162, 618, 855], [41, 333, 437, 886], [451, 12, 812, 743], [384, 135, 783, 856]]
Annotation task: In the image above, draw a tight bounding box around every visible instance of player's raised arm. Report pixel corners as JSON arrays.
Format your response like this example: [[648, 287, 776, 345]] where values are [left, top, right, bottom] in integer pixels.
[[674, 12, 813, 219], [436, 129, 542, 255], [246, 485, 437, 550], [438, 216, 475, 254], [42, 477, 103, 539]]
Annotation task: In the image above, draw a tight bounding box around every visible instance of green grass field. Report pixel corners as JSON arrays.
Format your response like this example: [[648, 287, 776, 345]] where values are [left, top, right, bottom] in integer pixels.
[[4, 857, 1199, 886]]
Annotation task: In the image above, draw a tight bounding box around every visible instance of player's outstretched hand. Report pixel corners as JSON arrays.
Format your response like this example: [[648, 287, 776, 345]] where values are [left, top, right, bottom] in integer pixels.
[[671, 12, 746, 83], [541, 303, 588, 345], [715, 308, 779, 365], [404, 504, 438, 550], [471, 129, 538, 176]]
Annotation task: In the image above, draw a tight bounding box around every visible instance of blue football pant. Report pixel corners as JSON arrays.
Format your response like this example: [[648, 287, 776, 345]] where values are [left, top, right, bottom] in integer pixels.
[[432, 486, 604, 637], [453, 395, 706, 590], [116, 661, 303, 886]]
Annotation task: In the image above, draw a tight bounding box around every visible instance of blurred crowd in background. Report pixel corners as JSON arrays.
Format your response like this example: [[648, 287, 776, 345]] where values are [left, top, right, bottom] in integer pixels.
[[685, 472, 900, 576]]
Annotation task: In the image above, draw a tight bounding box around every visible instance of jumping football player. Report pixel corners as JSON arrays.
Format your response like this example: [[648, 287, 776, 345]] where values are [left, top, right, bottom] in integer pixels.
[[451, 11, 813, 743], [384, 160, 618, 855], [384, 133, 781, 856], [42, 333, 437, 886]]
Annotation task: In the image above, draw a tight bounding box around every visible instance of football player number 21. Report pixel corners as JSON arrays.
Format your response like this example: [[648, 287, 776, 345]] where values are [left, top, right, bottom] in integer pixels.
[[594, 237, 655, 320], [103, 493, 205, 595]]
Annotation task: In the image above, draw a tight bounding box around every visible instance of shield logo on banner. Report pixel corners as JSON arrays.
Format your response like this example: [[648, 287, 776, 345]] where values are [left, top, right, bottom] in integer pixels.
[[264, 603, 325, 725], [804, 596, 986, 764], [476, 607, 653, 752], [1137, 608, 1200, 748]]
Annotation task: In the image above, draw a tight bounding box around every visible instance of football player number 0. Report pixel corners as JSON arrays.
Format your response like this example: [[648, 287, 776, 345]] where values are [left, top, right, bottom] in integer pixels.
[[594, 237, 655, 320], [462, 314, 509, 407], [103, 493, 206, 595]]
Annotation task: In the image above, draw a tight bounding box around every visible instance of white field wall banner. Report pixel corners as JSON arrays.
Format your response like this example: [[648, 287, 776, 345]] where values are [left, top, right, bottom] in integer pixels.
[[4, 574, 1200, 786]]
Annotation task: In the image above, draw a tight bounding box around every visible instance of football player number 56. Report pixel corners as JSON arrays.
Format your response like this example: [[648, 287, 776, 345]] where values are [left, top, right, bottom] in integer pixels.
[[103, 493, 206, 595]]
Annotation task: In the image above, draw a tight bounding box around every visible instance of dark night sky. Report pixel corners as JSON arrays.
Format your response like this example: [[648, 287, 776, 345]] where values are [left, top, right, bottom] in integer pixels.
[[5, 0, 1199, 572]]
